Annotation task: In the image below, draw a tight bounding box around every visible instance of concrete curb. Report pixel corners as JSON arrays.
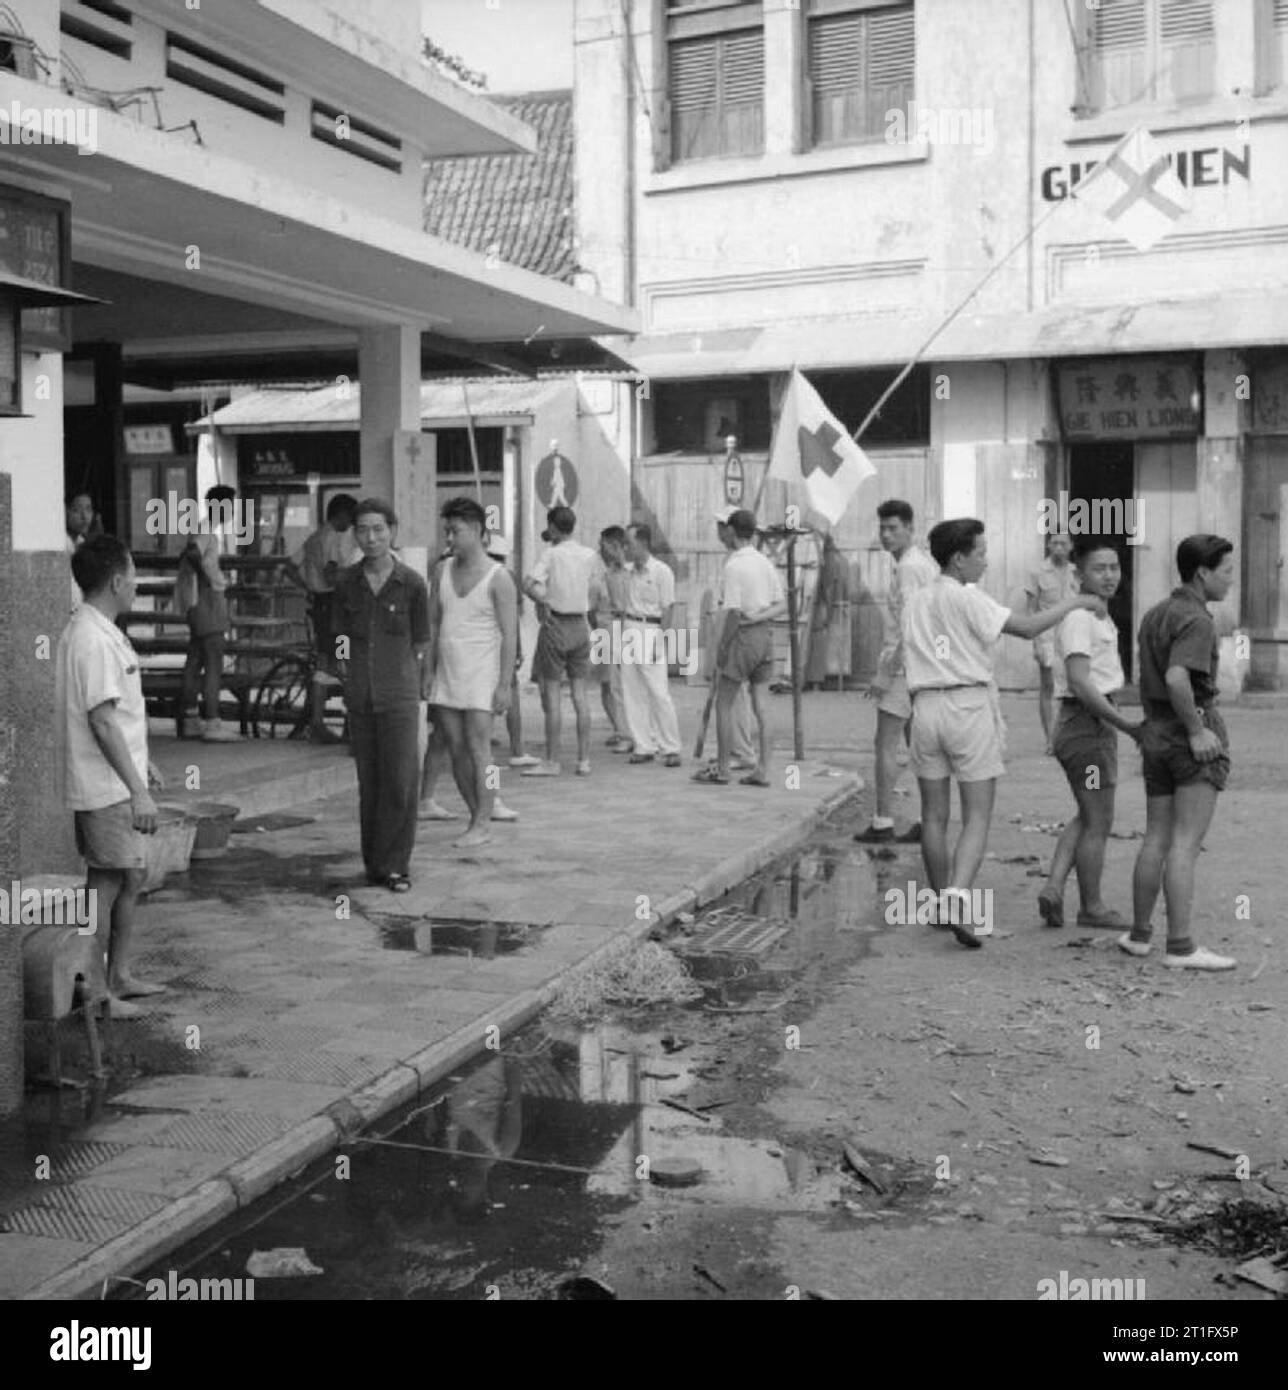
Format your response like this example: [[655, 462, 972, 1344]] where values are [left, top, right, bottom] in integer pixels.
[[23, 770, 863, 1300]]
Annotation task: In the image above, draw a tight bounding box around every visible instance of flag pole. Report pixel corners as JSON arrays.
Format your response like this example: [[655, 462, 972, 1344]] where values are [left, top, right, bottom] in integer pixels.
[[849, 125, 1136, 446], [462, 380, 485, 504]]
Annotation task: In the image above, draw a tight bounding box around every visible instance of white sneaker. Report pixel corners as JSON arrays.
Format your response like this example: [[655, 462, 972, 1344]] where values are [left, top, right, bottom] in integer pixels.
[[1164, 946, 1236, 971], [1117, 934, 1152, 958], [508, 753, 541, 768], [491, 798, 519, 822], [201, 720, 242, 742]]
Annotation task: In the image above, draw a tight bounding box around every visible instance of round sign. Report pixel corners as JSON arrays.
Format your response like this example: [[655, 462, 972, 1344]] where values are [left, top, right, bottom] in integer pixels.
[[536, 451, 578, 510]]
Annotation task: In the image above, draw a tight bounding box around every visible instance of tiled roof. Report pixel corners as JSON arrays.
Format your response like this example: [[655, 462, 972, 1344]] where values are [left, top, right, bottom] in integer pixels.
[[423, 91, 576, 283]]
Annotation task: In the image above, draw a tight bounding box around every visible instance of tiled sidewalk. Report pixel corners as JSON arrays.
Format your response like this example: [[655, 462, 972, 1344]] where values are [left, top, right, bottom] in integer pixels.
[[1, 745, 858, 1299]]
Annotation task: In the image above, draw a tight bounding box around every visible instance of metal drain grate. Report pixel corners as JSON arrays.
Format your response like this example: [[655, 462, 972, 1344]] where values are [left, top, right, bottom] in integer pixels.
[[686, 919, 789, 955], [1, 1183, 170, 1244], [139, 1110, 292, 1156]]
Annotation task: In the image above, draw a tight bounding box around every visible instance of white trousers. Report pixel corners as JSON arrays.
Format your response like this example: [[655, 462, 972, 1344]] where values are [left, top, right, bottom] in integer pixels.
[[619, 623, 681, 756]]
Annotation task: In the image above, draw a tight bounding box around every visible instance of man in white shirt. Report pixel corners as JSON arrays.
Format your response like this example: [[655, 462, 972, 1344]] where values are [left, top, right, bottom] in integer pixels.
[[173, 485, 242, 743], [621, 523, 684, 766], [856, 499, 940, 845], [1038, 538, 1144, 933], [521, 505, 598, 776], [903, 518, 1104, 948], [694, 510, 786, 786], [56, 535, 167, 1019], [712, 506, 760, 771]]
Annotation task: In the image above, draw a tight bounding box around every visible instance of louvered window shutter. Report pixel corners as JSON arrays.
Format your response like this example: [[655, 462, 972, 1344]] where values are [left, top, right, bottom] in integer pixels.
[[719, 28, 764, 157], [809, 4, 913, 146], [1158, 0, 1214, 103], [1258, 0, 1288, 94], [1091, 0, 1147, 109], [670, 36, 719, 162]]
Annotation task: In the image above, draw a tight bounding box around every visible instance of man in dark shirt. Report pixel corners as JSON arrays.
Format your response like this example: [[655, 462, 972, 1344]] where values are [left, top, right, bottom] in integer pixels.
[[333, 499, 431, 892], [1122, 534, 1237, 971]]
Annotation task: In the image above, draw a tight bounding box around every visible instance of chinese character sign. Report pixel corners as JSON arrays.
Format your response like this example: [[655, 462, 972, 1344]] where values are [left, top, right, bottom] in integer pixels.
[[1058, 358, 1199, 440]]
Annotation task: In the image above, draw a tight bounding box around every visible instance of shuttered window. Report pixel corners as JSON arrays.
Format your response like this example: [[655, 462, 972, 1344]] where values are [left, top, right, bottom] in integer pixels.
[[807, 2, 914, 146], [666, 2, 764, 163], [1255, 0, 1288, 94], [1084, 0, 1213, 111]]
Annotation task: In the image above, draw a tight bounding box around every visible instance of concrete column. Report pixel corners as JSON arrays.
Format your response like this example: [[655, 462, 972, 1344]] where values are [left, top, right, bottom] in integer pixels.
[[764, 0, 803, 157], [0, 471, 20, 1117], [574, 0, 631, 305], [359, 326, 428, 575], [1203, 349, 1247, 632]]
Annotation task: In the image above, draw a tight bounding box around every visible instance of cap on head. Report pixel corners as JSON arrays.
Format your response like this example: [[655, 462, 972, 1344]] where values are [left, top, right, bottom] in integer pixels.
[[713, 504, 736, 525]]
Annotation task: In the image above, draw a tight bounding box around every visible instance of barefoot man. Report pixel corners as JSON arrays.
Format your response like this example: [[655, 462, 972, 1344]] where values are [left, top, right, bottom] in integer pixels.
[[56, 535, 167, 1018], [429, 497, 518, 850]]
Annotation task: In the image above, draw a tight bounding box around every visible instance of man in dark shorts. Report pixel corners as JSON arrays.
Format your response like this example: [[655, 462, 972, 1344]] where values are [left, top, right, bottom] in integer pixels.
[[521, 506, 597, 777], [55, 535, 168, 1018], [1121, 534, 1237, 971]]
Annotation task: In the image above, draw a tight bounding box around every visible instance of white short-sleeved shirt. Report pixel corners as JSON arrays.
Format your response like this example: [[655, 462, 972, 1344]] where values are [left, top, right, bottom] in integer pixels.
[[625, 554, 675, 618], [291, 525, 360, 593], [902, 576, 1010, 692], [880, 544, 939, 677], [55, 604, 149, 810], [719, 546, 784, 614], [1053, 609, 1124, 699], [529, 539, 597, 613]]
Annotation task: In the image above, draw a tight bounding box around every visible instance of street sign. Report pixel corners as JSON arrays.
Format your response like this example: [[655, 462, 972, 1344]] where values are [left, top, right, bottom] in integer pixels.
[[536, 450, 578, 509], [724, 451, 744, 505]]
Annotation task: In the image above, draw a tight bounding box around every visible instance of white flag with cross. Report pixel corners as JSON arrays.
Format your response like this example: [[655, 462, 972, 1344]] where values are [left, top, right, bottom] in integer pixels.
[[766, 369, 875, 526], [1072, 126, 1190, 253]]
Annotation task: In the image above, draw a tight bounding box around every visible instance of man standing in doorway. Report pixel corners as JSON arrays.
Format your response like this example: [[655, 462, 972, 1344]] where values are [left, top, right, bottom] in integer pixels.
[[1026, 532, 1080, 754], [56, 535, 167, 1018], [521, 505, 597, 777], [1120, 535, 1238, 971], [620, 523, 683, 768], [855, 499, 938, 844]]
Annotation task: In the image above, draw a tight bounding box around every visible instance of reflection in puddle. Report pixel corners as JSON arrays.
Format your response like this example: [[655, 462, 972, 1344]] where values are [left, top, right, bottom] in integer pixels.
[[379, 920, 541, 959]]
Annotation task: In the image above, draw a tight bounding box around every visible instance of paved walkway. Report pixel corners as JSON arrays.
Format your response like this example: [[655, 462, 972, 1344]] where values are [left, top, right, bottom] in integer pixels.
[[1, 688, 857, 1298]]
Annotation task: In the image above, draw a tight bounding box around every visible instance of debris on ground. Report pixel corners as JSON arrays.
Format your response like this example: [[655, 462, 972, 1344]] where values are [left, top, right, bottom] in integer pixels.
[[1168, 1196, 1288, 1262], [1233, 1257, 1288, 1295], [547, 940, 704, 1023], [245, 1247, 324, 1278], [555, 1275, 617, 1300], [841, 1140, 890, 1193], [651, 1157, 705, 1187]]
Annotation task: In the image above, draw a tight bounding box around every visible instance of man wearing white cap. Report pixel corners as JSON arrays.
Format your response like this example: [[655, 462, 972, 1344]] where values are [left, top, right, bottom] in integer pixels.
[[712, 506, 761, 772]]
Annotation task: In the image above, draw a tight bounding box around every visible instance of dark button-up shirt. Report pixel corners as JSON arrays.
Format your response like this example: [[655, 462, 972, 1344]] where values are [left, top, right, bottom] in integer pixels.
[[1138, 586, 1218, 717], [333, 559, 430, 712]]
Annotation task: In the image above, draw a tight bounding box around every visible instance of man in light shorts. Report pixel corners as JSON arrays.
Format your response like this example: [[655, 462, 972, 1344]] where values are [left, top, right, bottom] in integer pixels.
[[692, 509, 786, 786], [588, 525, 631, 751], [1025, 533, 1080, 754], [855, 499, 938, 844], [903, 519, 1104, 948], [429, 497, 518, 850], [55, 535, 168, 1018]]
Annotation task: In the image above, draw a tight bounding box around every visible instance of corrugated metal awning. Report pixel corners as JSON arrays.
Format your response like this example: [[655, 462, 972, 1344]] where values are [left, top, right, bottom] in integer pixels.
[[620, 291, 1288, 379]]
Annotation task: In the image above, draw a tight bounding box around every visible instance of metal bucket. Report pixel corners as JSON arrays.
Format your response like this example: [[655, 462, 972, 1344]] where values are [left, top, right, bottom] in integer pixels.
[[188, 801, 240, 860]]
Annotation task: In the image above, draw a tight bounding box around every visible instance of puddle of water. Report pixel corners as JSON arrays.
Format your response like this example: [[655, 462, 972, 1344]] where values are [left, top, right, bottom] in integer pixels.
[[379, 920, 541, 959]]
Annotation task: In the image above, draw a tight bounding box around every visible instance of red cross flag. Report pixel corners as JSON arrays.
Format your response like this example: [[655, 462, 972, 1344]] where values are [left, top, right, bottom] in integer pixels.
[[1072, 126, 1190, 253], [766, 370, 875, 526]]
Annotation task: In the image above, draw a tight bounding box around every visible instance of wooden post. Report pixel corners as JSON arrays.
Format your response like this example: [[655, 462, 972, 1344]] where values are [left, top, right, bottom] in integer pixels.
[[786, 531, 804, 761], [462, 381, 484, 504]]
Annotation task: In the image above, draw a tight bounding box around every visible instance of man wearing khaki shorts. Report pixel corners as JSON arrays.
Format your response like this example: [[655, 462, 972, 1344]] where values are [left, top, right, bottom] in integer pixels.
[[856, 499, 938, 844], [55, 535, 168, 1018], [903, 519, 1104, 949]]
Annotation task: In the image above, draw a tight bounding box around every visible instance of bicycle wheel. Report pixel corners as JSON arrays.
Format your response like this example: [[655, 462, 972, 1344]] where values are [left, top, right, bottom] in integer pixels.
[[252, 655, 313, 739]]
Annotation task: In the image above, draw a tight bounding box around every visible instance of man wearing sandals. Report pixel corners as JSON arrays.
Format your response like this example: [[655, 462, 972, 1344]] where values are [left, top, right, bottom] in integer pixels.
[[1037, 538, 1143, 932], [693, 510, 786, 788]]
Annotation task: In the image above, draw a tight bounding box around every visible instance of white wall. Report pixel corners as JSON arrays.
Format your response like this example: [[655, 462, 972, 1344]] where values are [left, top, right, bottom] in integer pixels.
[[7, 352, 65, 553]]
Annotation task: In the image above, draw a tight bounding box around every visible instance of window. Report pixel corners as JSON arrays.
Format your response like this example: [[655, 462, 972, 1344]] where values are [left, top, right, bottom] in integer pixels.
[[811, 366, 929, 447], [61, 1, 134, 62], [664, 1, 764, 164], [806, 0, 914, 148], [1255, 0, 1288, 94], [652, 377, 771, 453], [1079, 0, 1214, 113], [166, 33, 286, 122]]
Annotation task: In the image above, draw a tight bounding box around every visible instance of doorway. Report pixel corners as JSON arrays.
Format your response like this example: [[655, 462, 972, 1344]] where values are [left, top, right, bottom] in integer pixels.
[[1067, 442, 1136, 681]]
